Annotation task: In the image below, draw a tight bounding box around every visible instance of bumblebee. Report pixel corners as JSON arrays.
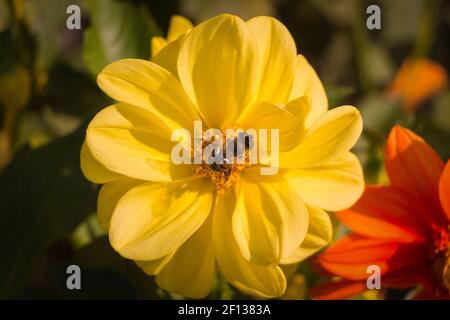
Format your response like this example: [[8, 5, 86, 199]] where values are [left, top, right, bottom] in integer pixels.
[[226, 132, 254, 158], [210, 157, 232, 174], [208, 133, 254, 174]]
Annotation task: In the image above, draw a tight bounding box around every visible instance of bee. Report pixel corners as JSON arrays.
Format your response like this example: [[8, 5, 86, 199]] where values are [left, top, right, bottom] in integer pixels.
[[207, 133, 254, 174], [239, 132, 254, 151], [206, 146, 232, 174], [210, 157, 232, 174], [229, 132, 254, 159]]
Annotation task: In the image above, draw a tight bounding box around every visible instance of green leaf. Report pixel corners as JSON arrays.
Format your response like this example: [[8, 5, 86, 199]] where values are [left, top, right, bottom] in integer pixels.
[[0, 119, 97, 298], [46, 63, 111, 116], [82, 0, 160, 77]]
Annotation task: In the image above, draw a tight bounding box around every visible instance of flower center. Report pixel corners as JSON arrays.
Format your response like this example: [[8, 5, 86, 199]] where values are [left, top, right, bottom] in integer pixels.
[[193, 130, 254, 195], [432, 226, 450, 294]]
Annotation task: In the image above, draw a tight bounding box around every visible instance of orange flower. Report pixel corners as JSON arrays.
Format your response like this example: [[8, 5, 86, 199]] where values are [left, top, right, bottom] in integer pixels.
[[387, 58, 448, 112], [313, 125, 450, 299]]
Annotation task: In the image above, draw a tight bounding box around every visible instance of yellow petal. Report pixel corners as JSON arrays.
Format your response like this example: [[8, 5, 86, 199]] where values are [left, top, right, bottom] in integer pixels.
[[236, 97, 309, 152], [177, 14, 259, 128], [97, 177, 142, 230], [152, 35, 184, 78], [289, 55, 328, 127], [280, 106, 362, 169], [109, 178, 213, 261], [86, 103, 192, 182], [232, 174, 309, 266], [167, 15, 193, 42], [156, 216, 215, 298], [281, 206, 332, 264], [136, 253, 175, 276], [213, 195, 287, 298], [80, 142, 121, 184], [285, 95, 312, 118], [151, 36, 167, 57], [284, 152, 364, 211], [246, 16, 297, 104], [97, 58, 199, 130]]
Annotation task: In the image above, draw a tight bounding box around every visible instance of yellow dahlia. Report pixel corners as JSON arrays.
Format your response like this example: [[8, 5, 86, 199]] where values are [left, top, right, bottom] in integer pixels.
[[80, 14, 364, 298]]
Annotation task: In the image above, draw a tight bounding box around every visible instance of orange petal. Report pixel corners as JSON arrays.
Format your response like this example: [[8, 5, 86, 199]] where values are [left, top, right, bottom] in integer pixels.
[[337, 185, 430, 243], [387, 58, 448, 112], [318, 234, 429, 280], [310, 280, 367, 300], [439, 161, 450, 221], [385, 125, 446, 226]]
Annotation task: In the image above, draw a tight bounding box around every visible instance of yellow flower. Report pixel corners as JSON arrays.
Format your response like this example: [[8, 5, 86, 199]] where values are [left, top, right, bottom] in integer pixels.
[[80, 14, 364, 298]]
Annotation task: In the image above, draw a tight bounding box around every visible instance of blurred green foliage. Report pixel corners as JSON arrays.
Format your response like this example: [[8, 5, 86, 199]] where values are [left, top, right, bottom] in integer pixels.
[[82, 0, 160, 76], [0, 120, 97, 298], [0, 0, 448, 299]]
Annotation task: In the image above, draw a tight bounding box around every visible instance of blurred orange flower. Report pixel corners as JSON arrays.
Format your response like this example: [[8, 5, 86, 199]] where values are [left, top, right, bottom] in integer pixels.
[[313, 125, 450, 299], [387, 58, 448, 112]]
